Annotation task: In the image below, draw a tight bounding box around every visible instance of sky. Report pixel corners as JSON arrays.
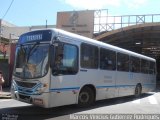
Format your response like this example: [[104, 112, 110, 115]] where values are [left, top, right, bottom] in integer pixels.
[[0, 0, 160, 26]]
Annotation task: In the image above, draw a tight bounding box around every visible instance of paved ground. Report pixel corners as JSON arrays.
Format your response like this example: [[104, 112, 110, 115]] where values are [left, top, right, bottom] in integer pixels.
[[0, 90, 160, 120]]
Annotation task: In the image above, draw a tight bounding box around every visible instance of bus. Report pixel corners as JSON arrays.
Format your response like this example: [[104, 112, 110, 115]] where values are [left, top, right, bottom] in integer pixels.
[[11, 29, 156, 108]]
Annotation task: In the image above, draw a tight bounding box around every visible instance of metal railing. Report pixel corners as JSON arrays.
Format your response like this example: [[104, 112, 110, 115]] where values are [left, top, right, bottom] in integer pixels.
[[94, 12, 160, 33]]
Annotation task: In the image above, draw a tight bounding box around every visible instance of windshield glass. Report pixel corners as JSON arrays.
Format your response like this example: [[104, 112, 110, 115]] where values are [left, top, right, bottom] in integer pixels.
[[14, 44, 49, 79]]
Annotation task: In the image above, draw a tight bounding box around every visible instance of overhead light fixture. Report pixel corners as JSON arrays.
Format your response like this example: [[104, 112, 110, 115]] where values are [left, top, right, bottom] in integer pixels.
[[135, 42, 141, 45]]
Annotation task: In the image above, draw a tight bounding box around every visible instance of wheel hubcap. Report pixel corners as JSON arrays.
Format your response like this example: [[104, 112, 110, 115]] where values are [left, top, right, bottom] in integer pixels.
[[79, 92, 89, 103]]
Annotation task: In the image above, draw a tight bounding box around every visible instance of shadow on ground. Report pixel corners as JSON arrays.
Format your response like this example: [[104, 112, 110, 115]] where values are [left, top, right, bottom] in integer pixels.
[[0, 93, 154, 120]]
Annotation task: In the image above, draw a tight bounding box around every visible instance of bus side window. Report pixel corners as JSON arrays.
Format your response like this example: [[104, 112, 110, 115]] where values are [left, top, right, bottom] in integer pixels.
[[130, 56, 140, 73], [141, 59, 149, 74], [100, 48, 116, 70], [52, 42, 78, 75], [81, 43, 98, 69], [117, 53, 129, 72], [149, 61, 156, 74]]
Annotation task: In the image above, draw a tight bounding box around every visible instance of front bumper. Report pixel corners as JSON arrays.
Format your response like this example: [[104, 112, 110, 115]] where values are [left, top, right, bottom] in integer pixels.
[[11, 80, 50, 108]]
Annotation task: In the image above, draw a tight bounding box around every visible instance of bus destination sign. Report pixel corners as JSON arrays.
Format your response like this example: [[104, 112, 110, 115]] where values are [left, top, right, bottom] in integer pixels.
[[26, 34, 43, 41], [18, 30, 52, 44]]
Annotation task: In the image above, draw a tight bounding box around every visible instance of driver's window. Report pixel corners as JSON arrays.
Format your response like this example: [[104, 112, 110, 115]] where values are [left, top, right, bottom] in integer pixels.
[[53, 42, 78, 75]]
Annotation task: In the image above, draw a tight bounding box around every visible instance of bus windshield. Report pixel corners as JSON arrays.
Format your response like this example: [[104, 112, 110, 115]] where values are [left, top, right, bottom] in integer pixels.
[[14, 44, 49, 79]]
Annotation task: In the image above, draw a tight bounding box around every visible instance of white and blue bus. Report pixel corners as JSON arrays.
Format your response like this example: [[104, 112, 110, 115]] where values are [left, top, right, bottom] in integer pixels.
[[11, 29, 156, 108]]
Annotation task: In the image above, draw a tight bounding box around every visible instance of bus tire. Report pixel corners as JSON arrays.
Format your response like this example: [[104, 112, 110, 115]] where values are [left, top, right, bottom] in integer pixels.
[[135, 84, 142, 98], [78, 86, 95, 107]]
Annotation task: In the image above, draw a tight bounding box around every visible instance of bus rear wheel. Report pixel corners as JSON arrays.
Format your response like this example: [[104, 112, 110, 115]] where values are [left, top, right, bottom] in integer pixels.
[[78, 86, 95, 107], [135, 84, 142, 98]]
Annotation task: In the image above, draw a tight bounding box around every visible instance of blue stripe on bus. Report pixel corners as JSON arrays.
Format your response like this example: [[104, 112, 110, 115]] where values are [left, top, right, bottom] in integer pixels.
[[49, 83, 156, 92], [50, 87, 80, 92], [96, 84, 136, 88], [97, 84, 156, 88], [96, 85, 115, 88], [116, 85, 136, 87]]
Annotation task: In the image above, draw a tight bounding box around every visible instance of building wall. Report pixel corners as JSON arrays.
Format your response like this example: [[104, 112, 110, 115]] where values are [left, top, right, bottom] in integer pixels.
[[56, 10, 94, 38]]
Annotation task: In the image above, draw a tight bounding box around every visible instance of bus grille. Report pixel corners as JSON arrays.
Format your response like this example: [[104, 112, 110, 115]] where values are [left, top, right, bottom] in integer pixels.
[[19, 94, 30, 101], [15, 81, 37, 88]]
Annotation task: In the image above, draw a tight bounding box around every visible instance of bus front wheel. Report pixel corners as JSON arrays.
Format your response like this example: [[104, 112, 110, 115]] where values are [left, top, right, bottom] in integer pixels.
[[78, 86, 95, 107], [135, 84, 142, 98]]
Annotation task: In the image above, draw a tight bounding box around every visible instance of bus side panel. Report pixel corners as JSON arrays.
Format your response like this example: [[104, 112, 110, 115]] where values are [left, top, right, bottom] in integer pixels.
[[96, 70, 117, 100], [116, 72, 135, 97], [149, 74, 156, 91], [141, 74, 149, 93], [133, 73, 142, 93], [49, 75, 78, 107], [78, 69, 97, 92], [141, 74, 156, 93], [78, 69, 117, 101]]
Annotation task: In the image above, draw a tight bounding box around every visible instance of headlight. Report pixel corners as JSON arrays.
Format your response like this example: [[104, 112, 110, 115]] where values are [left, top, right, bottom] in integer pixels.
[[35, 83, 48, 94], [11, 80, 17, 91]]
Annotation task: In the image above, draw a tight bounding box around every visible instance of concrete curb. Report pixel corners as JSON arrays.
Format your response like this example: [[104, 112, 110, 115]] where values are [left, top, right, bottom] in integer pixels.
[[0, 96, 11, 99], [0, 93, 11, 99]]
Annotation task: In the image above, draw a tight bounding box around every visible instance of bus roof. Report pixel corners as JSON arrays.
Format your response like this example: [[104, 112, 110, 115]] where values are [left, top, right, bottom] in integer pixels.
[[52, 29, 155, 62]]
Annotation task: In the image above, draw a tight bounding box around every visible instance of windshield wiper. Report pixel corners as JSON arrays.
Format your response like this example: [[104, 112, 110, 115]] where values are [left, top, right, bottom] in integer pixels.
[[26, 42, 40, 62], [19, 42, 40, 78]]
